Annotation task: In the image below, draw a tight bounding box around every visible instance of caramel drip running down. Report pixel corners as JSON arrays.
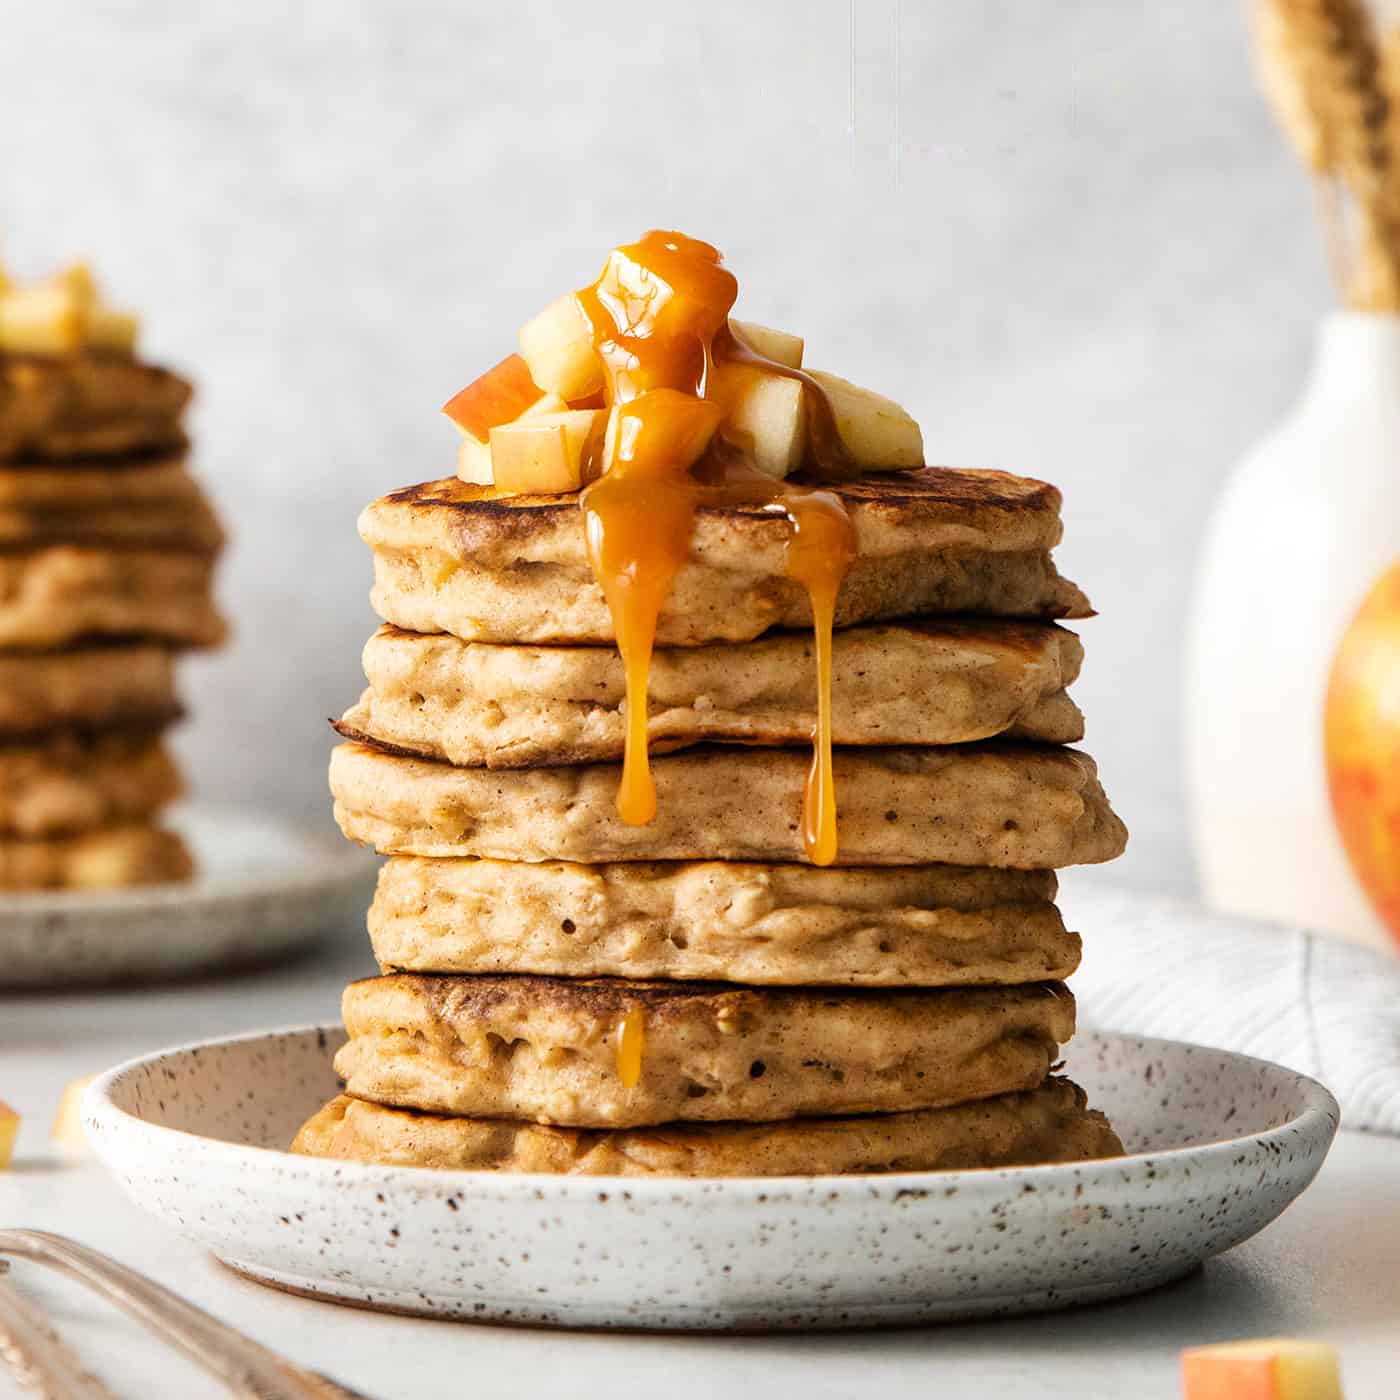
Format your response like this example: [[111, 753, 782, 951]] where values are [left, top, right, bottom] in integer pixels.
[[615, 1008, 646, 1088], [578, 231, 855, 864]]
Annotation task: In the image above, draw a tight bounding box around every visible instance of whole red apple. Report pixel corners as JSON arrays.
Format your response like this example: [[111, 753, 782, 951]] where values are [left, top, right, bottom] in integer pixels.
[[1325, 556, 1400, 950]]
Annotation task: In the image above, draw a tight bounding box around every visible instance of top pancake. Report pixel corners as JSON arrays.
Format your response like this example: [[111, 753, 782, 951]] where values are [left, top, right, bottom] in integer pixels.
[[360, 469, 1092, 646], [0, 352, 190, 462]]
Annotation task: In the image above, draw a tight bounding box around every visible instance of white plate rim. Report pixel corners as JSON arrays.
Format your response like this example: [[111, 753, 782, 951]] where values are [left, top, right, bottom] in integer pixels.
[[84, 1022, 1342, 1201]]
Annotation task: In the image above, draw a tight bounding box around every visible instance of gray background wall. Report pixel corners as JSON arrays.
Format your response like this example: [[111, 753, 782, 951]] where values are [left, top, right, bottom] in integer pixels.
[[0, 1, 1332, 895]]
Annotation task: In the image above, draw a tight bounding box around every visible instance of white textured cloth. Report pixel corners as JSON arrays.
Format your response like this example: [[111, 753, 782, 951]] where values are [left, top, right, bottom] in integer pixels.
[[1061, 878, 1400, 1136]]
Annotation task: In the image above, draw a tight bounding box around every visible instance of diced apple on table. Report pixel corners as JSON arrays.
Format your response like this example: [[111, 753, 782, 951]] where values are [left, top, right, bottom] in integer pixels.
[[0, 1100, 18, 1169], [1181, 1339, 1344, 1400], [51, 1075, 95, 1155]]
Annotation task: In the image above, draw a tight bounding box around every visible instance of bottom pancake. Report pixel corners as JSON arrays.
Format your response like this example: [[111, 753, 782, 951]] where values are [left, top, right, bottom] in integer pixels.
[[336, 973, 1075, 1127], [292, 1077, 1123, 1177], [0, 824, 193, 890]]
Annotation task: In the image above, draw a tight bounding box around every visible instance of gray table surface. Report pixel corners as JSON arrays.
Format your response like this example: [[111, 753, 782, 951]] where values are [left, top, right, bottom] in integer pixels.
[[1, 929, 1397, 1399]]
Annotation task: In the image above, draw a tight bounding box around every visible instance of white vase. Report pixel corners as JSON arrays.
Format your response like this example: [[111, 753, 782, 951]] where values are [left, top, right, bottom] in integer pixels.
[[1185, 311, 1400, 952]]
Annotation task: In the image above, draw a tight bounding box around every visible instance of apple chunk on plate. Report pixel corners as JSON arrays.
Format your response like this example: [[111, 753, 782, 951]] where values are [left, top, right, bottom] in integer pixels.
[[490, 409, 607, 493], [520, 294, 604, 402]]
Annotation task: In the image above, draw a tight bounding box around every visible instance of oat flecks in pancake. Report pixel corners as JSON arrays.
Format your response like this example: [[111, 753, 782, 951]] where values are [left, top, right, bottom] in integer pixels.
[[0, 352, 190, 461], [292, 1077, 1123, 1175], [359, 469, 1092, 645], [334, 972, 1076, 1127], [337, 620, 1085, 768], [369, 855, 1079, 986], [329, 739, 1127, 868]]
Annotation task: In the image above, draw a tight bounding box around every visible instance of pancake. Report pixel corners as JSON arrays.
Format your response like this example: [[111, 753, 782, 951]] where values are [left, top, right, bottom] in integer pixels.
[[0, 644, 179, 737], [369, 857, 1079, 987], [0, 824, 193, 890], [0, 351, 190, 461], [0, 731, 181, 837], [335, 973, 1074, 1127], [337, 620, 1085, 769], [0, 452, 223, 553], [360, 470, 1092, 646], [0, 547, 225, 649], [330, 740, 1126, 868], [293, 1077, 1122, 1176]]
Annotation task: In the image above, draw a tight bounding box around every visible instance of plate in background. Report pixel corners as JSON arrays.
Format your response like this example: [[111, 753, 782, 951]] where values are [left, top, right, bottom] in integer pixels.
[[85, 1028, 1339, 1331], [0, 806, 375, 988]]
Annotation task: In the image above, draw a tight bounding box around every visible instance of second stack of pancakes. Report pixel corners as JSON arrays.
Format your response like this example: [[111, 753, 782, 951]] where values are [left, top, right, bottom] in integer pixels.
[[304, 468, 1127, 1176], [0, 304, 225, 890]]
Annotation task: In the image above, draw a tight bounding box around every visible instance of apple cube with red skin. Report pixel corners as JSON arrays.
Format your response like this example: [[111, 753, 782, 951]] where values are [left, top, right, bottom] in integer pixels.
[[1181, 1340, 1343, 1400], [519, 294, 604, 402], [490, 409, 607, 494], [730, 319, 804, 369], [443, 354, 547, 442]]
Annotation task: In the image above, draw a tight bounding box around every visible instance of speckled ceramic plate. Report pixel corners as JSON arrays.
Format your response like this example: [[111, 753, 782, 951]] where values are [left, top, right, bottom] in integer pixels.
[[83, 1026, 1338, 1330], [0, 807, 376, 988]]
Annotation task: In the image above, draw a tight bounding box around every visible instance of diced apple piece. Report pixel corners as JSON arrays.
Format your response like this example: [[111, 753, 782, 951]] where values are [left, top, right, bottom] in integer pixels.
[[730, 319, 804, 369], [51, 260, 98, 307], [0, 1100, 18, 1169], [519, 294, 603, 402], [723, 371, 807, 478], [442, 354, 546, 441], [457, 433, 494, 485], [1181, 1339, 1343, 1400], [51, 1075, 95, 1154], [85, 305, 139, 353], [490, 409, 607, 494], [806, 369, 923, 470], [0, 286, 83, 354]]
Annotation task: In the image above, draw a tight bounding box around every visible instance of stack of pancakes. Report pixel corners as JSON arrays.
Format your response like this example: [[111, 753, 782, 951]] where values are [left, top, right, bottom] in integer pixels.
[[0, 352, 225, 888], [298, 468, 1127, 1176]]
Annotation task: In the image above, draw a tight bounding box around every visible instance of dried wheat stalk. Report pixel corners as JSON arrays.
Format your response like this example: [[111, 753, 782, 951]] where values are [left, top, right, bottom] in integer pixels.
[[1253, 0, 1400, 310]]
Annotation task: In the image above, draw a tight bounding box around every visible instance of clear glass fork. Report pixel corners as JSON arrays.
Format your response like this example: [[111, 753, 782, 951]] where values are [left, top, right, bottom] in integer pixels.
[[0, 1232, 377, 1400]]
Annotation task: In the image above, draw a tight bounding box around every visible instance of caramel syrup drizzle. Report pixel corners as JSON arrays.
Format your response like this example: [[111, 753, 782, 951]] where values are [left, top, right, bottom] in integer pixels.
[[615, 1007, 647, 1089], [578, 231, 855, 867]]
